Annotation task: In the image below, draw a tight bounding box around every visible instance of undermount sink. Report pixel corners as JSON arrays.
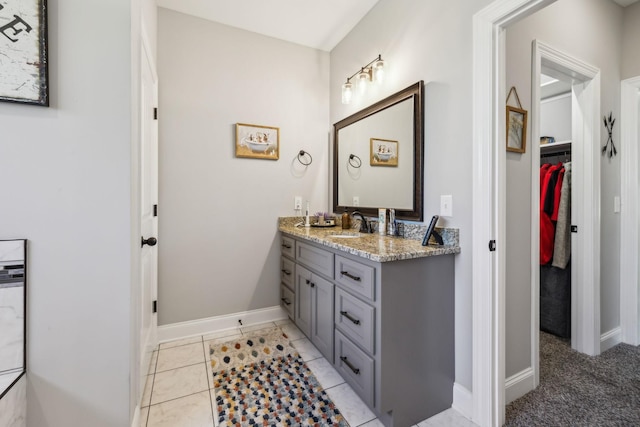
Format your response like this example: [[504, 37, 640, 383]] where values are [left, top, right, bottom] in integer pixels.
[[328, 231, 361, 239]]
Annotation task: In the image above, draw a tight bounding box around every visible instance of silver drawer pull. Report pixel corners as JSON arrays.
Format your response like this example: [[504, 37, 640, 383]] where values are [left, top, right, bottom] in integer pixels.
[[281, 298, 292, 306], [340, 356, 360, 375], [340, 271, 361, 282], [282, 243, 292, 249], [281, 269, 291, 275], [340, 311, 361, 325]]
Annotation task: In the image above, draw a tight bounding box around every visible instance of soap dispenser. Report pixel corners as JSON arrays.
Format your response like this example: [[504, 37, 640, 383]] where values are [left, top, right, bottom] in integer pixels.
[[341, 209, 351, 229]]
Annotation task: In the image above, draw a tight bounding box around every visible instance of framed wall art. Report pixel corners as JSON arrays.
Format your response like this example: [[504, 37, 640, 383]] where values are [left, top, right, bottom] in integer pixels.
[[370, 138, 398, 167], [0, 0, 49, 106], [235, 123, 280, 160], [506, 106, 528, 153]]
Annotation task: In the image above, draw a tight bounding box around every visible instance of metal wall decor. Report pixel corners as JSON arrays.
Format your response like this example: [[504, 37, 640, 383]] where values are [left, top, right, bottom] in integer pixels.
[[602, 112, 617, 158], [0, 0, 49, 106]]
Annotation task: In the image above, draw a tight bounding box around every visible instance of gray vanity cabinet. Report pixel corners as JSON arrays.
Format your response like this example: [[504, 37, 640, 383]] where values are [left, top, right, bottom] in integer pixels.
[[280, 236, 296, 320]]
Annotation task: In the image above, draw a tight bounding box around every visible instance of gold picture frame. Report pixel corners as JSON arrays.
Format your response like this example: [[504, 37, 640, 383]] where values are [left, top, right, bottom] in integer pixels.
[[235, 123, 280, 160], [506, 105, 528, 153], [370, 138, 398, 167]]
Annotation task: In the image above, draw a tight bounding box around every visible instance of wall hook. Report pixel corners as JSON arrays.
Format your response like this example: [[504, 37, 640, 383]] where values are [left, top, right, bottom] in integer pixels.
[[297, 150, 312, 166], [348, 154, 362, 168]]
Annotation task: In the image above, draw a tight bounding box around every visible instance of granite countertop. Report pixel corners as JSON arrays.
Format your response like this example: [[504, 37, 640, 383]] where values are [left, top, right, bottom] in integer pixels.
[[278, 217, 460, 263]]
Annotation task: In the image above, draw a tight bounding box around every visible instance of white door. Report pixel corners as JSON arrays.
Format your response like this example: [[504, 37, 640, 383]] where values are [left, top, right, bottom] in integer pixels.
[[139, 34, 159, 393]]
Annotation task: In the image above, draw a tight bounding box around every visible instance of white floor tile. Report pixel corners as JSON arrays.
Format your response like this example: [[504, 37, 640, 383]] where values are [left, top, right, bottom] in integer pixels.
[[159, 336, 202, 350], [274, 318, 292, 326], [147, 390, 214, 427], [278, 321, 305, 340], [240, 321, 276, 334], [358, 419, 385, 427], [156, 343, 205, 373], [151, 364, 209, 405], [305, 357, 345, 389], [139, 406, 149, 427], [290, 338, 322, 361], [141, 374, 154, 408], [202, 328, 242, 341], [324, 383, 376, 427], [416, 408, 478, 427]]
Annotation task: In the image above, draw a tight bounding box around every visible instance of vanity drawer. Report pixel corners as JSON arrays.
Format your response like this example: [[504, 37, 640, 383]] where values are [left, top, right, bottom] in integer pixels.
[[335, 287, 375, 354], [280, 256, 295, 290], [281, 235, 295, 258], [296, 242, 334, 279], [280, 285, 295, 319], [334, 255, 375, 301], [335, 330, 374, 408]]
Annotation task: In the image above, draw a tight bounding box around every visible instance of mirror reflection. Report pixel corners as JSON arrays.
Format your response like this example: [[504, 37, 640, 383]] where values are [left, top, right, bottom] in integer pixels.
[[333, 81, 423, 221], [0, 240, 26, 398]]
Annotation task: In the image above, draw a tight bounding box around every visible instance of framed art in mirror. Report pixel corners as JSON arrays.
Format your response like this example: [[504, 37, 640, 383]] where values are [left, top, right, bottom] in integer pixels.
[[0, 0, 49, 106]]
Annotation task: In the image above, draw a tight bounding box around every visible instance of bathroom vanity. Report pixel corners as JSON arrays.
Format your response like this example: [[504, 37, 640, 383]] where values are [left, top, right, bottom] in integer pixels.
[[278, 219, 459, 427]]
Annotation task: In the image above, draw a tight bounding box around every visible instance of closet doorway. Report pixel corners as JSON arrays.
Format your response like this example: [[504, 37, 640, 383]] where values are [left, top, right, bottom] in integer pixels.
[[531, 41, 602, 388]]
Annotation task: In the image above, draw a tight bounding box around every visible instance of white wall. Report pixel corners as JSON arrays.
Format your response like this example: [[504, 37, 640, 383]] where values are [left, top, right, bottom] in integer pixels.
[[540, 93, 571, 142], [157, 9, 330, 325], [505, 0, 623, 377], [0, 0, 134, 426], [331, 0, 493, 392], [622, 1, 640, 79]]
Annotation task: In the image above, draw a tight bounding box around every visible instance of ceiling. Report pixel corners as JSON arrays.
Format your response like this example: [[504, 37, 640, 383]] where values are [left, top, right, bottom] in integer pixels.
[[156, 0, 381, 52], [613, 0, 639, 6]]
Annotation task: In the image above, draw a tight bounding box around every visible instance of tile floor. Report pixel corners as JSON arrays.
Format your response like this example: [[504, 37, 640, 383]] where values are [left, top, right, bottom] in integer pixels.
[[139, 320, 477, 427]]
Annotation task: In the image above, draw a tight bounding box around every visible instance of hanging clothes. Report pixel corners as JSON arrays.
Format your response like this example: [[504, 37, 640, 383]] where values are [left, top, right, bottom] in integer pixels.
[[552, 162, 572, 268], [540, 163, 564, 264]]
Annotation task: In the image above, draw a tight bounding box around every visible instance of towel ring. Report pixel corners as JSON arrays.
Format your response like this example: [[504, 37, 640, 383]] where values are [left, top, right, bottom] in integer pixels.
[[297, 150, 312, 166], [348, 154, 362, 168]]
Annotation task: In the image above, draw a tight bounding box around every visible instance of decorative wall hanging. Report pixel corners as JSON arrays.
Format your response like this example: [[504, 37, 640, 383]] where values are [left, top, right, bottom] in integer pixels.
[[506, 87, 528, 153], [602, 112, 617, 158], [370, 138, 398, 166], [235, 123, 279, 160], [0, 0, 49, 106]]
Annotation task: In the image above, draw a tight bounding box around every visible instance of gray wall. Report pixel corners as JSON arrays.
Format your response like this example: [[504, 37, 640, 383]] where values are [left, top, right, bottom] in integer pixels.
[[622, 1, 640, 79], [505, 0, 624, 378], [0, 0, 138, 425], [157, 9, 330, 325], [330, 0, 493, 391]]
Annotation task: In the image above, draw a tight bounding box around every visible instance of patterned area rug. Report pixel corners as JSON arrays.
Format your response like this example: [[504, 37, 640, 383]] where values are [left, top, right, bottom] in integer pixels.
[[210, 327, 348, 427]]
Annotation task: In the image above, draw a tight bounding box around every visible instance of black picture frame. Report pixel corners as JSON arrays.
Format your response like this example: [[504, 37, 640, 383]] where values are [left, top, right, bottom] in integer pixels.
[[0, 0, 49, 106]]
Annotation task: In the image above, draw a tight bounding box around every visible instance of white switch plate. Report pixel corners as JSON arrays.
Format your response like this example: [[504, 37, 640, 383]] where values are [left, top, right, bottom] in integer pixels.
[[614, 196, 620, 213], [440, 195, 453, 217], [353, 196, 360, 206], [294, 196, 302, 210]]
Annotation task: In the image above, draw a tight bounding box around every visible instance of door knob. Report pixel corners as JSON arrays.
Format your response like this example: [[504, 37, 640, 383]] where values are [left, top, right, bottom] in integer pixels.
[[141, 236, 157, 247]]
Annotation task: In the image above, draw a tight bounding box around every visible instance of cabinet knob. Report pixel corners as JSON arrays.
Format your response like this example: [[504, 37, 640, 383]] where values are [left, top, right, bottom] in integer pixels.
[[141, 236, 157, 247]]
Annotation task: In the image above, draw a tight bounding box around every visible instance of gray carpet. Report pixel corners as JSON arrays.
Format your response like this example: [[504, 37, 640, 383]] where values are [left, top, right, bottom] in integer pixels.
[[505, 332, 640, 426]]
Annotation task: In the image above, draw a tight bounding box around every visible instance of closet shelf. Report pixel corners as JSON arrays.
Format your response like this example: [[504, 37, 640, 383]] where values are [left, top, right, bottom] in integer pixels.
[[541, 140, 571, 155]]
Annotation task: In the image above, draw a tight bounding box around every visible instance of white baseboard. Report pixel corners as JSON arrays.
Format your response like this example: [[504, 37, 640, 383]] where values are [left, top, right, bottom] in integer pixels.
[[158, 306, 288, 343], [600, 327, 622, 352], [451, 383, 473, 421], [505, 367, 535, 404], [131, 405, 140, 427]]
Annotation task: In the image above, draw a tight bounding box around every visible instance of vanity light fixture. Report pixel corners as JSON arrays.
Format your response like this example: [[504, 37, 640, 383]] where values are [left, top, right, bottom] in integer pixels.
[[341, 54, 386, 104]]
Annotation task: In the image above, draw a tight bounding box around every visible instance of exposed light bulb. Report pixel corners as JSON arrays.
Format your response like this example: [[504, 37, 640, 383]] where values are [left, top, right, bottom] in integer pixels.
[[341, 81, 353, 104], [356, 69, 370, 94], [373, 58, 385, 83]]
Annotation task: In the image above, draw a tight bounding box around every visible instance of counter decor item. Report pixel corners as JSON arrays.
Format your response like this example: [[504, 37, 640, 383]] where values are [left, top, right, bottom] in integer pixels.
[[235, 123, 280, 160], [506, 86, 527, 153], [378, 208, 387, 235], [341, 210, 351, 229], [0, 0, 49, 106]]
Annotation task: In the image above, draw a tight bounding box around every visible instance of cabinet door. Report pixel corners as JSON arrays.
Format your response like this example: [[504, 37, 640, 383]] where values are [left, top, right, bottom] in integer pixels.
[[295, 264, 312, 338], [311, 274, 334, 362]]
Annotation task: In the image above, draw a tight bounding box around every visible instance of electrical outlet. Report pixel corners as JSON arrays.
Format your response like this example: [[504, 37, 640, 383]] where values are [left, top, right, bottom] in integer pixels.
[[294, 196, 302, 210], [353, 196, 360, 206], [440, 195, 453, 217]]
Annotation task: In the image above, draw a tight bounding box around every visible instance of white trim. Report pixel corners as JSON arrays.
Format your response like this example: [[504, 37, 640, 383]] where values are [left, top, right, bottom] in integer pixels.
[[600, 327, 622, 352], [620, 76, 640, 346], [157, 306, 288, 342], [452, 383, 473, 420], [540, 91, 571, 104], [131, 406, 140, 427], [505, 367, 535, 404], [472, 1, 556, 426]]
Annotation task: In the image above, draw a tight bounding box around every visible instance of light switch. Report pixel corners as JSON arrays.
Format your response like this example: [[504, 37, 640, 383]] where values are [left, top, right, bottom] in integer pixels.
[[440, 195, 453, 217]]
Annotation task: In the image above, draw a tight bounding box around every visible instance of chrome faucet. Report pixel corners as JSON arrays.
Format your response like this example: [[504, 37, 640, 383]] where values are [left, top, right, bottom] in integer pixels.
[[351, 211, 372, 233]]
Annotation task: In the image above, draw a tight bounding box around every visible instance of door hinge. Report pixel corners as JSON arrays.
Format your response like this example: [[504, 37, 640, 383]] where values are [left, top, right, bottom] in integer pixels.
[[153, 204, 158, 217], [152, 300, 157, 313], [153, 107, 158, 120], [571, 225, 578, 233], [488, 240, 496, 252]]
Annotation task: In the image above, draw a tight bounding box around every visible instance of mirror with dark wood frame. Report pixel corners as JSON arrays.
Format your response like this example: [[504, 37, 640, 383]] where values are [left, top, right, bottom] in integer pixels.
[[333, 81, 424, 221]]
